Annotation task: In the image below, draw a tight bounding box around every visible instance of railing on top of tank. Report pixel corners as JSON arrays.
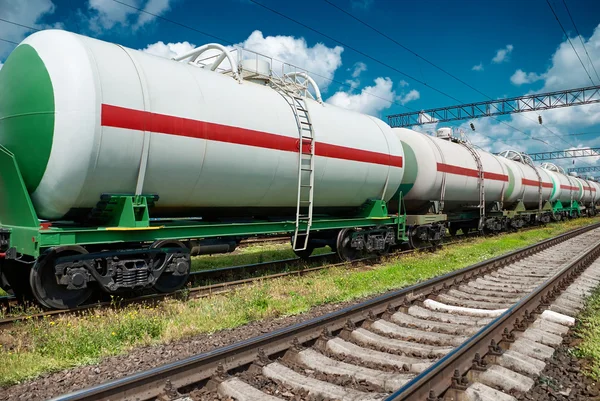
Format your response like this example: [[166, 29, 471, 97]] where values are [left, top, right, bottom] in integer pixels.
[[497, 150, 536, 168], [171, 44, 322, 102]]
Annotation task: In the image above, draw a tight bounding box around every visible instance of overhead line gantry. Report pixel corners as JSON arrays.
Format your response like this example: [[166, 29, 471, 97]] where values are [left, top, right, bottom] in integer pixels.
[[387, 85, 600, 128]]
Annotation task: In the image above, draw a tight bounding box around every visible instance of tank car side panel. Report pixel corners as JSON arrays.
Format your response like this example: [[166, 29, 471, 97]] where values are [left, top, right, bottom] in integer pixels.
[[517, 165, 552, 208], [394, 128, 509, 213], [7, 30, 405, 219], [393, 128, 442, 213], [428, 136, 508, 210], [576, 178, 593, 204]]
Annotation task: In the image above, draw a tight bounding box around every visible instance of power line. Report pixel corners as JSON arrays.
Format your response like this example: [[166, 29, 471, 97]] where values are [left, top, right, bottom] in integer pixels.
[[546, 0, 595, 85], [0, 18, 39, 32], [561, 0, 600, 82], [108, 0, 413, 112], [319, 0, 588, 155], [246, 0, 546, 150], [246, 0, 464, 104], [0, 37, 19, 45], [321, 0, 491, 100]]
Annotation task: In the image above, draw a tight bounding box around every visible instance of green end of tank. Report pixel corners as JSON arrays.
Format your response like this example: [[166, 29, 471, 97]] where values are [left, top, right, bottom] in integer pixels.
[[396, 141, 418, 196], [0, 44, 54, 193], [505, 165, 515, 199]]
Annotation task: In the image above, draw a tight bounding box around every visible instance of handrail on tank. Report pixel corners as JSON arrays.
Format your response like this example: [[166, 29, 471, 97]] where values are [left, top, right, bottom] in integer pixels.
[[497, 150, 535, 167], [173, 43, 240, 80], [284, 72, 323, 103], [540, 162, 566, 174]]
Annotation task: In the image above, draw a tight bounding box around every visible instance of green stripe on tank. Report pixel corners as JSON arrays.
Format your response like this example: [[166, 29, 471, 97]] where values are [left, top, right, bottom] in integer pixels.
[[505, 165, 515, 199], [396, 140, 418, 196], [0, 44, 54, 192], [550, 175, 557, 199]]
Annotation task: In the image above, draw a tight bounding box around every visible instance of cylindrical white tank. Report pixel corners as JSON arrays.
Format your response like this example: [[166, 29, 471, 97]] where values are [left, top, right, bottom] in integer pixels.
[[540, 163, 580, 204], [590, 180, 600, 204], [394, 128, 507, 214], [0, 30, 404, 220], [495, 151, 553, 209]]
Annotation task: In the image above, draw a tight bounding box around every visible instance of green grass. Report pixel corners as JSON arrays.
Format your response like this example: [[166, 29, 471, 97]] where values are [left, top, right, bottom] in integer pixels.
[[191, 242, 331, 272], [573, 287, 600, 380], [0, 217, 597, 387]]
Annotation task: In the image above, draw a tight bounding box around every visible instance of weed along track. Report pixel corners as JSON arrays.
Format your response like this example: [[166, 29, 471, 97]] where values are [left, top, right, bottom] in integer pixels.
[[46, 223, 600, 401]]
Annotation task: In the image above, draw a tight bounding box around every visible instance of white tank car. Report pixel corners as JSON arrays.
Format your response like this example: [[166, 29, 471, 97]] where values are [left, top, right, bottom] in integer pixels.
[[495, 151, 553, 209], [588, 179, 600, 204], [394, 128, 507, 214], [573, 176, 594, 205], [540, 163, 581, 205], [2, 30, 404, 220]]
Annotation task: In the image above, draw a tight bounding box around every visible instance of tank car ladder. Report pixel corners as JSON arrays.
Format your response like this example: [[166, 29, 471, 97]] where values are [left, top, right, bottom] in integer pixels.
[[462, 142, 485, 231], [290, 96, 316, 251], [269, 75, 316, 251]]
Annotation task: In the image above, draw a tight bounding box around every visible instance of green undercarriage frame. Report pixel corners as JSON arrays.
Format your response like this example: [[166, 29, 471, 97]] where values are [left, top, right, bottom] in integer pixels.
[[0, 145, 408, 259], [448, 199, 583, 222]]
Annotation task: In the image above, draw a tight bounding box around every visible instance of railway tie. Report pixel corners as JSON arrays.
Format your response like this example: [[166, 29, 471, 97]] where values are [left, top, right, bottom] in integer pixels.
[[49, 223, 600, 401]]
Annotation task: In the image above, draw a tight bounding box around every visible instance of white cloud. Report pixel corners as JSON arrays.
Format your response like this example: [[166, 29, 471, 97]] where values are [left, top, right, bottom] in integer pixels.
[[399, 89, 420, 105], [238, 30, 343, 91], [87, 0, 175, 32], [515, 23, 600, 92], [510, 69, 545, 85], [351, 0, 374, 10], [141, 40, 195, 59], [0, 0, 56, 57], [492, 44, 513, 64], [343, 62, 367, 92], [472, 63, 484, 71], [0, 62, 3, 70], [398, 80, 409, 87], [350, 61, 367, 78], [327, 77, 395, 116]]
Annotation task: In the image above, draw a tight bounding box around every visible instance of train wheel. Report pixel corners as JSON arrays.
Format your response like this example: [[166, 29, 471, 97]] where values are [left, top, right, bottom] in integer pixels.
[[152, 241, 190, 293], [30, 246, 93, 310], [336, 228, 362, 262], [408, 227, 429, 249]]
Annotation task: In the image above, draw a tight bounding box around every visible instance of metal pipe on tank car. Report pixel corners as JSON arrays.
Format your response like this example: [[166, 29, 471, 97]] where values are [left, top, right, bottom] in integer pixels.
[[284, 72, 323, 103]]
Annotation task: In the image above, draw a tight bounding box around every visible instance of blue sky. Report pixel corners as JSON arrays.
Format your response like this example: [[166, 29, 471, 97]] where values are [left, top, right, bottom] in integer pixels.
[[2, 0, 600, 171]]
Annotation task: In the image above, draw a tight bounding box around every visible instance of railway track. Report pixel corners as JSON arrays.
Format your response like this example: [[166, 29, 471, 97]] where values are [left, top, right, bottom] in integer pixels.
[[0, 226, 494, 328], [47, 222, 600, 401]]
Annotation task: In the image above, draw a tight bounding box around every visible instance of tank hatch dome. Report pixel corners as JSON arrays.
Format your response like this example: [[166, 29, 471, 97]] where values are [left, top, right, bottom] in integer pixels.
[[436, 127, 452, 139]]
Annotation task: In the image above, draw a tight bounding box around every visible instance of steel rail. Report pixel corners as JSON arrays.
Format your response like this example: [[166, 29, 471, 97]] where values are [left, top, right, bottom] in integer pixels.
[[48, 222, 600, 401], [385, 231, 600, 400]]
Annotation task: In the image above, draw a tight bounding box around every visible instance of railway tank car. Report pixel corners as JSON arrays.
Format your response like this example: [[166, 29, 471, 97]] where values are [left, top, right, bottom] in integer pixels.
[[0, 30, 404, 221], [0, 30, 407, 309], [393, 127, 595, 245]]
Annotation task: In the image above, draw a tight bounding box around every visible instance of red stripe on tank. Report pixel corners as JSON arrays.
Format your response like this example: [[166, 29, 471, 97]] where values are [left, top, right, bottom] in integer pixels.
[[560, 185, 579, 191], [436, 163, 508, 182], [101, 104, 403, 168], [583, 186, 597, 192], [521, 178, 554, 188]]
